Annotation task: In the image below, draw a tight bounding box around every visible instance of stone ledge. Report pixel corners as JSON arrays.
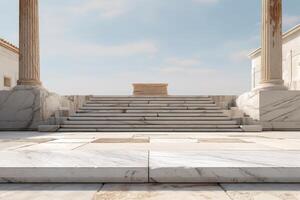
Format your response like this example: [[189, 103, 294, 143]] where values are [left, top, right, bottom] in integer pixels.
[[0, 150, 300, 183]]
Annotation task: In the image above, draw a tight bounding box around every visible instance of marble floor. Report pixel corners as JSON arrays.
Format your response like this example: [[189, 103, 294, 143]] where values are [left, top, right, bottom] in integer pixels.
[[0, 131, 300, 198]]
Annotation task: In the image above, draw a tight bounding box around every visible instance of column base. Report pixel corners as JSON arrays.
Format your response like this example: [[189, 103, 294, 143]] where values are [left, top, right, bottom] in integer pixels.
[[17, 79, 42, 86], [254, 80, 287, 91], [237, 90, 300, 130]]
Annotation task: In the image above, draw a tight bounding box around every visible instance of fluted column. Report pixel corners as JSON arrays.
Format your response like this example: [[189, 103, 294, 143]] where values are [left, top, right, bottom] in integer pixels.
[[18, 0, 41, 86], [259, 0, 286, 90]]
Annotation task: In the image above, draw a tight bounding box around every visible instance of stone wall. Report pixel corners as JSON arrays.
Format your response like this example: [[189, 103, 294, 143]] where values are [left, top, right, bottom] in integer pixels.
[[0, 44, 18, 90], [0, 86, 88, 130]]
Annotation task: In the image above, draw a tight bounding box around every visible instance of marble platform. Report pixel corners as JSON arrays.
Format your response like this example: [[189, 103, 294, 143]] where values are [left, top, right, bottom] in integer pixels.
[[149, 151, 300, 183], [0, 150, 148, 183], [0, 150, 300, 183], [0, 131, 300, 183]]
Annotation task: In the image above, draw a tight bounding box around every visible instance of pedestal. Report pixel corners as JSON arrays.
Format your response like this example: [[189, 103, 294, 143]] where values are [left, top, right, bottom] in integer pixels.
[[133, 83, 168, 96], [0, 86, 86, 130], [237, 90, 300, 130]]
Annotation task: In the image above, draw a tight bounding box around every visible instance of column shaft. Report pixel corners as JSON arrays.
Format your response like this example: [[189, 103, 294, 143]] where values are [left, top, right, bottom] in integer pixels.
[[259, 0, 285, 90], [18, 0, 41, 86]]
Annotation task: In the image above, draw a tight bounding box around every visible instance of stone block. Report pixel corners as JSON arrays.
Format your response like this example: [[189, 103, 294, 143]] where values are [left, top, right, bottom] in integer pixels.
[[240, 125, 263, 132], [149, 151, 300, 183], [0, 150, 148, 183], [0, 86, 88, 130], [237, 90, 300, 130], [133, 83, 168, 96]]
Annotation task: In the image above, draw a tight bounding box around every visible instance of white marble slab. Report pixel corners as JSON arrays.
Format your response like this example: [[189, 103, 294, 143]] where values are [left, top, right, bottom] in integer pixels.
[[95, 184, 231, 200], [222, 184, 300, 200], [0, 142, 35, 150], [0, 184, 101, 200], [0, 150, 148, 183], [16, 143, 88, 151], [150, 151, 300, 183]]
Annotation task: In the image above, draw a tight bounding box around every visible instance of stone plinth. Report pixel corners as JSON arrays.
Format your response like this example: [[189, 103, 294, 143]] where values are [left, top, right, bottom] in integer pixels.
[[133, 83, 168, 96], [237, 90, 300, 130], [0, 86, 87, 130]]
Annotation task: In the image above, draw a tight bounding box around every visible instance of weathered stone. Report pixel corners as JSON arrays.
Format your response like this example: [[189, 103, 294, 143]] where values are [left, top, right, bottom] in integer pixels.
[[0, 86, 87, 130], [240, 125, 263, 132], [133, 83, 168, 96]]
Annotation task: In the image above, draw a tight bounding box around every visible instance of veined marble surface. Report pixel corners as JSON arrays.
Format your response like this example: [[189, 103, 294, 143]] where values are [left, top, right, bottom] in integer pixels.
[[0, 132, 300, 183], [0, 150, 148, 183], [260, 91, 300, 122], [0, 86, 87, 130], [237, 90, 300, 130], [149, 151, 300, 183]]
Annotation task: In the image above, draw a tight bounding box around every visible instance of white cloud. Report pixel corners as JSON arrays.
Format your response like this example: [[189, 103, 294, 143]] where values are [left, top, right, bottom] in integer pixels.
[[159, 57, 216, 74], [43, 40, 158, 58], [192, 0, 220, 5], [40, 8, 158, 58], [229, 50, 251, 63], [71, 0, 133, 19], [165, 57, 201, 67], [45, 62, 247, 96]]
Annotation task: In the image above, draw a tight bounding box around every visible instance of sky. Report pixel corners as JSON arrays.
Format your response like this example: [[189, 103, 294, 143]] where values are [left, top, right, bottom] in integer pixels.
[[1, 0, 300, 95]]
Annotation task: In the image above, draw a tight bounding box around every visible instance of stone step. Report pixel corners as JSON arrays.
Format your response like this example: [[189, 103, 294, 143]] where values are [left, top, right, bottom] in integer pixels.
[[87, 100, 213, 104], [89, 98, 213, 102], [79, 106, 220, 110], [72, 113, 228, 117], [68, 116, 232, 121], [76, 110, 225, 113], [58, 128, 243, 132], [60, 124, 241, 129], [1, 150, 299, 183], [58, 95, 240, 133], [90, 95, 211, 99], [63, 120, 238, 125], [84, 103, 217, 107], [91, 95, 210, 98]]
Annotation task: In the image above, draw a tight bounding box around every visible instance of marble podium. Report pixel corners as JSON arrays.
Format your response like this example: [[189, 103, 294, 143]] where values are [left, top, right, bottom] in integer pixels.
[[237, 90, 300, 130], [133, 83, 168, 96], [0, 86, 87, 130]]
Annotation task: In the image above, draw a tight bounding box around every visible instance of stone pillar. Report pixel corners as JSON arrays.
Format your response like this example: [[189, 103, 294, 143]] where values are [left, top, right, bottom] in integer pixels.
[[259, 0, 286, 90], [18, 0, 41, 86]]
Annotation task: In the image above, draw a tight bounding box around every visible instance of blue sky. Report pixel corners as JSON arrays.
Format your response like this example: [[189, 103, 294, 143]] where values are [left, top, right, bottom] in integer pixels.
[[1, 0, 300, 95]]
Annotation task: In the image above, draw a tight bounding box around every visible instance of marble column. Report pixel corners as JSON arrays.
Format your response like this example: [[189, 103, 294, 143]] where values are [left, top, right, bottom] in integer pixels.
[[259, 0, 286, 90], [18, 0, 41, 86]]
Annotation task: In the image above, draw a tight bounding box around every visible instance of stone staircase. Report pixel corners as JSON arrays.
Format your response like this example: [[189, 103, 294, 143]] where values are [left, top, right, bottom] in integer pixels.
[[58, 96, 242, 132]]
